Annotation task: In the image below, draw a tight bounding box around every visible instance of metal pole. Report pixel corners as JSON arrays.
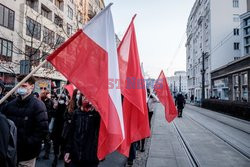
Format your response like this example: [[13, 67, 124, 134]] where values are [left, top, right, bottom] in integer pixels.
[[0, 59, 48, 104], [201, 52, 205, 102]]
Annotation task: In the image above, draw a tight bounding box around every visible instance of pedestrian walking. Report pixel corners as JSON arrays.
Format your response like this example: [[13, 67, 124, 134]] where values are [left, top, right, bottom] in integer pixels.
[[52, 93, 68, 167], [64, 94, 101, 167], [40, 90, 55, 160], [0, 75, 48, 167], [175, 92, 186, 117], [62, 89, 80, 167]]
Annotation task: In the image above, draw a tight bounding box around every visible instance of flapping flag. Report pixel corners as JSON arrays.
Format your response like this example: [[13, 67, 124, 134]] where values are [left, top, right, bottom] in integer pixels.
[[47, 4, 124, 159], [64, 83, 74, 98], [154, 71, 177, 123], [117, 15, 151, 156]]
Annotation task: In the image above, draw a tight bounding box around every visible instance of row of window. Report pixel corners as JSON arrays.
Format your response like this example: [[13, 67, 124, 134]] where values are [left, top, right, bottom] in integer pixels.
[[26, 17, 66, 45]]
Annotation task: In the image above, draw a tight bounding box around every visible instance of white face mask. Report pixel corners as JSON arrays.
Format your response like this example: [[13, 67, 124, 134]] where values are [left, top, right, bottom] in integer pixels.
[[58, 100, 65, 104], [76, 94, 80, 100], [16, 87, 28, 96]]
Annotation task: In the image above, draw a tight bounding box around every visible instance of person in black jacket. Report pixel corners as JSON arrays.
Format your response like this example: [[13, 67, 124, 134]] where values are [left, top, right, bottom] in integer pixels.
[[40, 90, 55, 159], [64, 93, 100, 167], [0, 75, 48, 167], [52, 93, 68, 167], [175, 92, 186, 117]]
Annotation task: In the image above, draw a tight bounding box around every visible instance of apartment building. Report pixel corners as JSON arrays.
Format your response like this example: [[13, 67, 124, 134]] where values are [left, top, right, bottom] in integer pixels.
[[186, 0, 247, 100], [167, 71, 188, 97], [0, 0, 104, 91]]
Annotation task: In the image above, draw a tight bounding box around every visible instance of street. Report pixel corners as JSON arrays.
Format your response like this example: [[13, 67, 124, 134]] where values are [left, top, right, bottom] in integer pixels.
[[36, 103, 250, 167]]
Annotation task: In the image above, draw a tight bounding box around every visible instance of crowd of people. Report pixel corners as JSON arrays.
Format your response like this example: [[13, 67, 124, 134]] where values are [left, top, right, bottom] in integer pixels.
[[0, 75, 161, 167]]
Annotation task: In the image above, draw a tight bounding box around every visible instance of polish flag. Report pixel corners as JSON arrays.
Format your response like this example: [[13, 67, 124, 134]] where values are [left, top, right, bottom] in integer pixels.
[[47, 4, 124, 159], [154, 71, 177, 123], [117, 15, 151, 156]]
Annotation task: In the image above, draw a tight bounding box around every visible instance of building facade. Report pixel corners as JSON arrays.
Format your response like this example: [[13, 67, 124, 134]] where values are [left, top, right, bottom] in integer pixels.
[[186, 0, 247, 101], [167, 71, 188, 97], [211, 55, 250, 102], [0, 0, 104, 91]]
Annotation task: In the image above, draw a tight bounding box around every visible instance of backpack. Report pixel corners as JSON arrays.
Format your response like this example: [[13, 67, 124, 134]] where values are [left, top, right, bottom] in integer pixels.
[[0, 113, 17, 167]]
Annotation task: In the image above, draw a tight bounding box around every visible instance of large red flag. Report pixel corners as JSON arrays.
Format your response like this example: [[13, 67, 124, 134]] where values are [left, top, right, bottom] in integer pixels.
[[117, 15, 151, 156], [154, 71, 177, 123], [47, 4, 124, 160]]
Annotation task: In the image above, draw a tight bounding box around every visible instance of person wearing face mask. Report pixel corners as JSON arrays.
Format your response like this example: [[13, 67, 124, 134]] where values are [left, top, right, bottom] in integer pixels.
[[0, 75, 48, 167], [40, 91, 55, 160], [64, 94, 100, 167], [61, 89, 79, 167], [51, 92, 68, 167]]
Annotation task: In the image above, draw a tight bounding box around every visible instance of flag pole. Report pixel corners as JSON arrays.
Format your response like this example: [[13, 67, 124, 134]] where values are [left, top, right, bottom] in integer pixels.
[[0, 59, 48, 105]]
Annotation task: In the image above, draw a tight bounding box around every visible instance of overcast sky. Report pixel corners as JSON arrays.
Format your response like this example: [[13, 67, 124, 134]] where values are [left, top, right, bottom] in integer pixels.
[[105, 0, 196, 78]]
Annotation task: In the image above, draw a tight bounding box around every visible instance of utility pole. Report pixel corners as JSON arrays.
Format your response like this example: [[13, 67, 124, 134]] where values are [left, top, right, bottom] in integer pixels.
[[179, 75, 181, 93], [201, 52, 206, 102]]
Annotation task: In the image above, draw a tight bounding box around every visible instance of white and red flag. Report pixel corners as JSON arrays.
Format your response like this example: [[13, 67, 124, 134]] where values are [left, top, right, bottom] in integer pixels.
[[154, 71, 177, 123], [117, 15, 151, 156], [47, 4, 124, 160]]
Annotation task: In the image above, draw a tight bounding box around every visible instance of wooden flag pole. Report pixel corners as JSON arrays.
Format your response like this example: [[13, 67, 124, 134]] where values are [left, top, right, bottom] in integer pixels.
[[0, 59, 48, 105]]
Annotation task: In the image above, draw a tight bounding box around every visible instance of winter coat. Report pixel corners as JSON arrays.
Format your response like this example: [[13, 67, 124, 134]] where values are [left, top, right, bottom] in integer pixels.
[[42, 98, 55, 123], [0, 94, 48, 162], [0, 113, 10, 167], [66, 108, 100, 164], [175, 94, 186, 110]]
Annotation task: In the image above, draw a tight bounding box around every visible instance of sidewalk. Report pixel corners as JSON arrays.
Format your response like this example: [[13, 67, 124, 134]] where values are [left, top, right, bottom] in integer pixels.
[[146, 103, 190, 167]]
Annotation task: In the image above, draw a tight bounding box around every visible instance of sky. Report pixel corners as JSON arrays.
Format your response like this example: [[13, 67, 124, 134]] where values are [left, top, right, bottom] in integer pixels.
[[105, 0, 196, 78]]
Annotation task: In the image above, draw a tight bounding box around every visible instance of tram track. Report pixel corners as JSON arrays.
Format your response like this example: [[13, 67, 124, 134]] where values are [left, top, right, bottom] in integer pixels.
[[184, 113, 250, 160], [172, 121, 200, 167], [186, 105, 250, 135]]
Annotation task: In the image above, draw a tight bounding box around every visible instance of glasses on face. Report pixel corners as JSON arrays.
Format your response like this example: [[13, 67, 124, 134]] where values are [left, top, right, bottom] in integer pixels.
[[40, 87, 47, 90]]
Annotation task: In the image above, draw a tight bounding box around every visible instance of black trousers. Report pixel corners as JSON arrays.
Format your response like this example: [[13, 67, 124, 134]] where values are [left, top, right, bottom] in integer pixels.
[[70, 161, 99, 167], [128, 142, 136, 162]]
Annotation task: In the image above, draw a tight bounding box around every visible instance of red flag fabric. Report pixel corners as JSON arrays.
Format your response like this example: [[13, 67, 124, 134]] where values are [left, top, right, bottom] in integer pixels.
[[47, 5, 124, 160], [64, 83, 74, 98], [154, 71, 177, 123], [117, 15, 151, 156]]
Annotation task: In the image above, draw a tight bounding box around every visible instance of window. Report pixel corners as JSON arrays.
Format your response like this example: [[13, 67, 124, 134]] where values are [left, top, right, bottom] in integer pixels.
[[0, 38, 13, 61], [42, 52, 53, 69], [43, 27, 55, 45], [68, 6, 73, 20], [55, 0, 64, 11], [67, 23, 72, 35], [241, 73, 248, 102], [233, 14, 240, 22], [242, 73, 248, 85], [78, 11, 83, 23], [26, 0, 39, 12], [0, 4, 14, 30], [26, 17, 41, 40], [234, 42, 240, 50], [234, 75, 239, 86], [54, 14, 63, 27], [55, 34, 65, 48], [233, 28, 239, 35], [25, 45, 40, 66], [41, 4, 52, 20], [233, 0, 239, 8]]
